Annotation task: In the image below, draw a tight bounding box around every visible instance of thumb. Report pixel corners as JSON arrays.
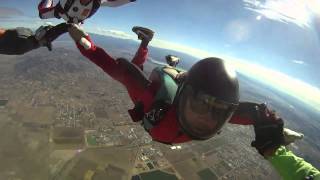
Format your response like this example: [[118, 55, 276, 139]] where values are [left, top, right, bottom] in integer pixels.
[[283, 128, 304, 145], [68, 24, 91, 50], [68, 24, 88, 42]]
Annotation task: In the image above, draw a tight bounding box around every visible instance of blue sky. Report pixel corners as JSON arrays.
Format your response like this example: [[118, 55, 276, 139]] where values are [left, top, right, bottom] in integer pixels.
[[1, 0, 320, 111]]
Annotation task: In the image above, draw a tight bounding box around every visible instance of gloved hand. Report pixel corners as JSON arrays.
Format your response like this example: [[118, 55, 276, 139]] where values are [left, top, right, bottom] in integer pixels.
[[35, 25, 54, 51], [283, 128, 304, 145], [68, 24, 92, 50], [35, 23, 70, 51], [251, 103, 304, 157]]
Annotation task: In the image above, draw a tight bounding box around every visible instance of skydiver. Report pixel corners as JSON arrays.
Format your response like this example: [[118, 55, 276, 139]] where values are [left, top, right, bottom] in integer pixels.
[[38, 0, 136, 24], [0, 23, 69, 55], [67, 25, 319, 179], [68, 24, 242, 143]]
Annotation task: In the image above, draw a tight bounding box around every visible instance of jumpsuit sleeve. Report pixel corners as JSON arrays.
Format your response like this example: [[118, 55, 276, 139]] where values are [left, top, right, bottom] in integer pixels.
[[38, 0, 56, 19], [0, 28, 39, 55], [268, 146, 320, 180], [75, 35, 118, 74], [100, 0, 136, 7]]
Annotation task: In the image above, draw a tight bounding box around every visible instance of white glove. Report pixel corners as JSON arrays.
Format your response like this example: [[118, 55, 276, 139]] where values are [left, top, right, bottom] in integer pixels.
[[283, 128, 304, 145], [68, 24, 92, 50]]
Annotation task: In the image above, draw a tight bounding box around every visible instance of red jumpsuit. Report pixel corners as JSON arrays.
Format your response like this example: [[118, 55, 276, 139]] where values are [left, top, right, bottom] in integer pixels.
[[76, 35, 254, 144]]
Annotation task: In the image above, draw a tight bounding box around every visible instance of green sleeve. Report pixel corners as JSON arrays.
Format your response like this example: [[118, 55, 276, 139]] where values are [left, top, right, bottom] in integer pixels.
[[267, 146, 320, 180]]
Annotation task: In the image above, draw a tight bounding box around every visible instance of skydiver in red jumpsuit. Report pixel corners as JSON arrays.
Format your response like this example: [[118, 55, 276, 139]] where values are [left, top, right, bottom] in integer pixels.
[[67, 24, 285, 146]]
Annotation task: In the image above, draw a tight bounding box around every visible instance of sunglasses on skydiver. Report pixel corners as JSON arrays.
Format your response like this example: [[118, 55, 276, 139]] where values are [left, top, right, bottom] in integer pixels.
[[187, 86, 238, 117]]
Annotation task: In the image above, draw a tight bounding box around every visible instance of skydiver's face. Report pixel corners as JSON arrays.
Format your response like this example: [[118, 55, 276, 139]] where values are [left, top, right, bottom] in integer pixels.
[[184, 97, 218, 135], [177, 85, 234, 140]]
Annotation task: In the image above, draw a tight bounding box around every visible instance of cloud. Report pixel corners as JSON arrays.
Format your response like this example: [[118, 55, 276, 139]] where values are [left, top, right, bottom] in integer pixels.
[[94, 28, 135, 40], [88, 27, 216, 58], [223, 56, 320, 112], [256, 15, 262, 20], [225, 19, 251, 43], [292, 60, 305, 65], [0, 7, 24, 18], [243, 0, 320, 28]]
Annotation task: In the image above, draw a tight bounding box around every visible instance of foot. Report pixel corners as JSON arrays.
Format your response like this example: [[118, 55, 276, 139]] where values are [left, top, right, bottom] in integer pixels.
[[40, 0, 53, 8], [166, 55, 180, 67], [132, 26, 154, 42]]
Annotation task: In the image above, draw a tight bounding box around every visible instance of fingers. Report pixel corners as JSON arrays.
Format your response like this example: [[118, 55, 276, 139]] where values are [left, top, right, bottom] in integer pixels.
[[283, 128, 304, 145], [68, 24, 92, 50], [68, 24, 88, 42], [35, 26, 48, 41]]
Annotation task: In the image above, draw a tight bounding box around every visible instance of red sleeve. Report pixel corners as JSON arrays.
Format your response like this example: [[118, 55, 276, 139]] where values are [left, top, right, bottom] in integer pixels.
[[76, 35, 118, 75], [229, 114, 254, 125]]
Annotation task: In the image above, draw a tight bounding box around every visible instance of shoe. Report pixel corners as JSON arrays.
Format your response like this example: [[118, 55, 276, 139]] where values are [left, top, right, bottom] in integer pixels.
[[132, 26, 154, 42], [166, 55, 180, 67]]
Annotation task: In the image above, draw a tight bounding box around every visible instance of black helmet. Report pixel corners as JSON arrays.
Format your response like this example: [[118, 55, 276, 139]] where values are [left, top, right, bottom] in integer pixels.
[[177, 57, 239, 140], [166, 55, 180, 67]]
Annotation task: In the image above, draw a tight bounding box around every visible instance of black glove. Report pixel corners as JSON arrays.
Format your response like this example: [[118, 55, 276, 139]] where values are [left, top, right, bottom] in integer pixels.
[[44, 23, 70, 42], [251, 103, 285, 156], [35, 23, 70, 51]]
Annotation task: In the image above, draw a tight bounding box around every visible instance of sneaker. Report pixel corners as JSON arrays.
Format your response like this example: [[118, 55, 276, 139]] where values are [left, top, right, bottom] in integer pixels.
[[166, 55, 180, 67], [40, 0, 53, 8], [132, 26, 154, 42]]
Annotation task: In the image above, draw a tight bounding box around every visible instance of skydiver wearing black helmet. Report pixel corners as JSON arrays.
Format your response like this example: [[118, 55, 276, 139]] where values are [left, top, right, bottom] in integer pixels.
[[67, 24, 261, 143], [67, 24, 319, 180]]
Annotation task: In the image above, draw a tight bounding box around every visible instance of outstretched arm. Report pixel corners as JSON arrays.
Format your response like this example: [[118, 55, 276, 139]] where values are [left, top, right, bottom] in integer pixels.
[[246, 103, 320, 180], [68, 24, 119, 75], [267, 146, 320, 180], [0, 23, 69, 55], [100, 0, 136, 7], [0, 27, 39, 55]]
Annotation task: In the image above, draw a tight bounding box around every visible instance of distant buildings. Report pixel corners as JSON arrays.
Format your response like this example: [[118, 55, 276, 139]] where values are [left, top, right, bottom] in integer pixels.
[[52, 127, 84, 144]]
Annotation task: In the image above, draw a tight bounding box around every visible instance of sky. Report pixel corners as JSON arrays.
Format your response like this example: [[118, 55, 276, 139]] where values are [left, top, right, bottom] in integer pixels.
[[0, 0, 320, 111]]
